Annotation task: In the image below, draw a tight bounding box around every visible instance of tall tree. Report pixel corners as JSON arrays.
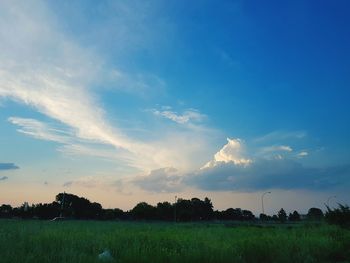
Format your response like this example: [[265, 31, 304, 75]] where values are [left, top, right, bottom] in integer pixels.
[[278, 208, 287, 223]]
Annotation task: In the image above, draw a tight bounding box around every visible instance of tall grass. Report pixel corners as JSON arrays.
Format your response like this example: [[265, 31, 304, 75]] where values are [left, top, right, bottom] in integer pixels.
[[0, 220, 349, 263]]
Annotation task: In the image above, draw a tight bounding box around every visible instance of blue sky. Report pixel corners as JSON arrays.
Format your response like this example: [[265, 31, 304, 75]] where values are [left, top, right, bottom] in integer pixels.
[[0, 0, 349, 213]]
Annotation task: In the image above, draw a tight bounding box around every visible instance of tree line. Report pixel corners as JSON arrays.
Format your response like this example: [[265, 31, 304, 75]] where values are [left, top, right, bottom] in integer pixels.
[[0, 192, 337, 223]]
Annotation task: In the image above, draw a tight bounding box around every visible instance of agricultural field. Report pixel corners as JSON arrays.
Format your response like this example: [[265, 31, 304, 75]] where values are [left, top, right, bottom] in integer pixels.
[[0, 220, 349, 263]]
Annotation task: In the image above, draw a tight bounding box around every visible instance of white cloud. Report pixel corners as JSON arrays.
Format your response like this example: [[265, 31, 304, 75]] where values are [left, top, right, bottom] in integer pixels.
[[63, 176, 114, 188], [132, 167, 183, 193], [297, 151, 309, 158], [203, 138, 252, 169], [260, 145, 293, 153], [151, 108, 206, 124], [0, 2, 222, 174], [8, 117, 71, 144], [0, 1, 173, 171], [189, 159, 350, 192], [254, 130, 307, 143]]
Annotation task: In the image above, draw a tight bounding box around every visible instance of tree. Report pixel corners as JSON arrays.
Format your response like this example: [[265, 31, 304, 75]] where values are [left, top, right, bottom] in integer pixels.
[[0, 204, 12, 218], [176, 199, 192, 221], [307, 208, 324, 220], [288, 210, 301, 221], [219, 208, 242, 220], [203, 197, 214, 220], [259, 213, 269, 221], [156, 202, 173, 221], [325, 204, 350, 228], [131, 202, 156, 220], [101, 208, 125, 220], [242, 210, 255, 221], [32, 202, 60, 219], [55, 193, 102, 219], [278, 208, 287, 223]]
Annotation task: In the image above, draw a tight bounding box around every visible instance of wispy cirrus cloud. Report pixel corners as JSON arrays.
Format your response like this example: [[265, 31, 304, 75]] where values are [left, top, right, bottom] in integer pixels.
[[8, 117, 71, 144], [0, 2, 220, 173], [63, 176, 113, 188], [260, 145, 293, 153], [254, 130, 307, 143], [150, 107, 206, 125], [0, 1, 174, 172]]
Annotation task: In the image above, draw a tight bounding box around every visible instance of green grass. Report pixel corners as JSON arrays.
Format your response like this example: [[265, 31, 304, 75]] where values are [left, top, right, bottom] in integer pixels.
[[0, 220, 349, 263]]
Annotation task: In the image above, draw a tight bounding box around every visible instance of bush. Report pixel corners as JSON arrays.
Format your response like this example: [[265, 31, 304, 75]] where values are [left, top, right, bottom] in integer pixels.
[[307, 207, 324, 220], [325, 204, 350, 228]]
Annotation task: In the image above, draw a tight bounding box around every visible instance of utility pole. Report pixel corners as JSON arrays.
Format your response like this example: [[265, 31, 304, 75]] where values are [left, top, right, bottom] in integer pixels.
[[261, 191, 271, 215]]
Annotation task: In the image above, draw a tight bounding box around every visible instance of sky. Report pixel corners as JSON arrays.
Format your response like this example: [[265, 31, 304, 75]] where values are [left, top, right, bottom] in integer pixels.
[[0, 0, 350, 215]]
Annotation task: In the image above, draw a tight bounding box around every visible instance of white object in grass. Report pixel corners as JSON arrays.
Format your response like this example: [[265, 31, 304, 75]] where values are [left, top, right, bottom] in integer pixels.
[[98, 250, 114, 262]]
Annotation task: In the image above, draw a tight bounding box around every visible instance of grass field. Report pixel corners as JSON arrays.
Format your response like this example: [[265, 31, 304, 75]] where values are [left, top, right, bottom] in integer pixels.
[[0, 220, 349, 263]]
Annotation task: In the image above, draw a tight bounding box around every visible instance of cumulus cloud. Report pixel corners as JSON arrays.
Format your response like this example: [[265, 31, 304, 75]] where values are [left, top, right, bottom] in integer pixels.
[[203, 138, 252, 168], [132, 167, 183, 193], [150, 108, 206, 124], [187, 138, 349, 191], [0, 163, 19, 171], [0, 176, 9, 181]]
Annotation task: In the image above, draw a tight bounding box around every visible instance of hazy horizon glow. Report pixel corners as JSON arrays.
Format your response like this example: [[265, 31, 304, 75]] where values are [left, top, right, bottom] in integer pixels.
[[1, 1, 350, 215]]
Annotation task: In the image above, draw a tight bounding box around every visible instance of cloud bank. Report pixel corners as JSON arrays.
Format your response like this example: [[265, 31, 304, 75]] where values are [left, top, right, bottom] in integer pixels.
[[132, 167, 182, 193], [189, 159, 350, 192], [131, 138, 350, 193]]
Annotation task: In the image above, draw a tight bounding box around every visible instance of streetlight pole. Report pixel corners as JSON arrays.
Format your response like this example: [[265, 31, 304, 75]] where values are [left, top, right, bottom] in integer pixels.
[[261, 191, 271, 215], [326, 195, 336, 208]]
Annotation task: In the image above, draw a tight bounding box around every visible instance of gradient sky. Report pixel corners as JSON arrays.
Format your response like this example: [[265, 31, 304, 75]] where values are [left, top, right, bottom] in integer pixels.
[[1, 0, 350, 215]]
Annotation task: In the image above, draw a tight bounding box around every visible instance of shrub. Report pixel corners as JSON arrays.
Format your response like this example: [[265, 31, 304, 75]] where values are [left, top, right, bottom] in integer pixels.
[[325, 204, 350, 228]]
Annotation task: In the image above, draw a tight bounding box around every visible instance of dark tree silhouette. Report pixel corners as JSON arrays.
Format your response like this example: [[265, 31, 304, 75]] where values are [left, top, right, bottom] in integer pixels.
[[259, 213, 269, 221], [0, 204, 13, 218], [288, 210, 301, 221], [242, 210, 255, 221], [325, 204, 350, 228], [131, 202, 157, 220], [55, 193, 102, 219], [278, 208, 287, 223], [307, 208, 324, 220], [101, 208, 125, 220], [156, 202, 173, 221]]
